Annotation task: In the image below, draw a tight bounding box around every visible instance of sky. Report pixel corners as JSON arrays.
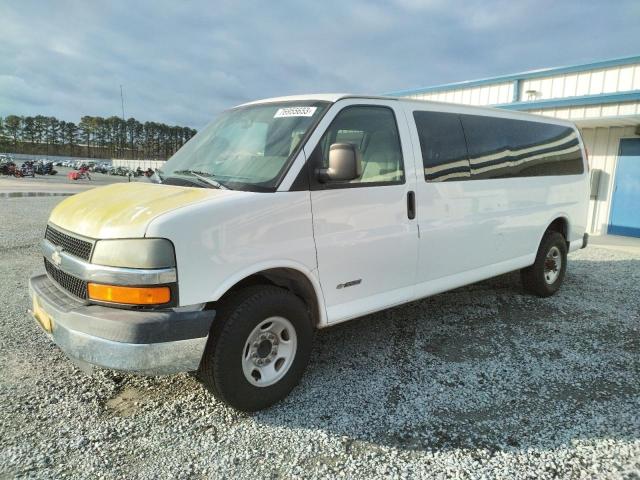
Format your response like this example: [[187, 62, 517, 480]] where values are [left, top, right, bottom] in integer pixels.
[[1, 0, 638, 129]]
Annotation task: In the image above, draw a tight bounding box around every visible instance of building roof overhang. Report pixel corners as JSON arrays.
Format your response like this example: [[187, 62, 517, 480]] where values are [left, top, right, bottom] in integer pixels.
[[386, 54, 640, 97]]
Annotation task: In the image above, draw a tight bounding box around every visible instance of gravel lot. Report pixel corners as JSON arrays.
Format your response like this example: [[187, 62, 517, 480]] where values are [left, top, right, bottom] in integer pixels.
[[1, 196, 639, 479]]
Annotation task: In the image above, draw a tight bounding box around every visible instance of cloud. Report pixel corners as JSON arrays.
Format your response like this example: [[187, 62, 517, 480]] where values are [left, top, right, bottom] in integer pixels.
[[0, 0, 637, 128]]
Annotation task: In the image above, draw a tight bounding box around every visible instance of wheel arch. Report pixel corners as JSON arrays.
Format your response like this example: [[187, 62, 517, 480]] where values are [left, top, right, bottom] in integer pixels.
[[546, 215, 570, 246], [531, 215, 571, 257], [209, 263, 327, 328]]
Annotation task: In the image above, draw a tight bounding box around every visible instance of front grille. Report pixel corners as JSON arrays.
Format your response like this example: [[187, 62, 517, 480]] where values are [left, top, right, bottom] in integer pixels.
[[45, 225, 93, 260], [44, 258, 88, 299]]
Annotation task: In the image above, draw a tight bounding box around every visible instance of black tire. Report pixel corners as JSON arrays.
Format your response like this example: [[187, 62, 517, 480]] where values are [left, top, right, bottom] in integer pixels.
[[197, 285, 313, 412], [521, 230, 568, 297]]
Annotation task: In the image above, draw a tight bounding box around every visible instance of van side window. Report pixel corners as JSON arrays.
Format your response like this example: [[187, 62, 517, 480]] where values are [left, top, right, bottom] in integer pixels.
[[413, 111, 470, 182], [460, 115, 584, 179], [315, 106, 404, 185]]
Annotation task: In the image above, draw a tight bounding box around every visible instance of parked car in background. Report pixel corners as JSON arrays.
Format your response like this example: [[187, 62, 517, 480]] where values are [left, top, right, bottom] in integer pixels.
[[20, 161, 35, 178], [29, 94, 589, 412], [89, 162, 109, 174], [109, 166, 138, 177], [34, 160, 57, 175], [0, 155, 17, 176]]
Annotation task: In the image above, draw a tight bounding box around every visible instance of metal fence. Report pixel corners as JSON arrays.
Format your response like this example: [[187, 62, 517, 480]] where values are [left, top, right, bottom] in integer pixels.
[[112, 159, 166, 170]]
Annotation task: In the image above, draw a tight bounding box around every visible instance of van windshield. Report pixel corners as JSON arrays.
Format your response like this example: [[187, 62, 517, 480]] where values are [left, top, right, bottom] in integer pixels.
[[159, 101, 329, 191]]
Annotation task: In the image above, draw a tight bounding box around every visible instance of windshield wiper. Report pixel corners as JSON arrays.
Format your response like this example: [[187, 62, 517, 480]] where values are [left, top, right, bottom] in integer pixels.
[[189, 171, 229, 190], [171, 169, 229, 190]]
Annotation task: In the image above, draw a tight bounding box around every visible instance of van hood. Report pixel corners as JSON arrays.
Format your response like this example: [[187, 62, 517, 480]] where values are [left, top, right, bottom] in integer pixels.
[[49, 182, 226, 239]]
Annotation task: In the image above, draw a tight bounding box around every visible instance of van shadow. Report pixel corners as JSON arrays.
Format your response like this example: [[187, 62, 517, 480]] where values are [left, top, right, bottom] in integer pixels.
[[255, 256, 640, 453]]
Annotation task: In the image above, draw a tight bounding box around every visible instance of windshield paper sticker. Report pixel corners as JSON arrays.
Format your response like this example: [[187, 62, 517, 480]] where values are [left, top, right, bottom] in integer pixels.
[[274, 106, 317, 118]]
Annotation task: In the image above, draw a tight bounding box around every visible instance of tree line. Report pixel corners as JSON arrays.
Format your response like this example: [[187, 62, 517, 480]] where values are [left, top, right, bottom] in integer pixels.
[[0, 114, 197, 160]]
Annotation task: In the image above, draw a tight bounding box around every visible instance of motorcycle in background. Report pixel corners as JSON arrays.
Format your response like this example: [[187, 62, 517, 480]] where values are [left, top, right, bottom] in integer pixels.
[[67, 165, 92, 181]]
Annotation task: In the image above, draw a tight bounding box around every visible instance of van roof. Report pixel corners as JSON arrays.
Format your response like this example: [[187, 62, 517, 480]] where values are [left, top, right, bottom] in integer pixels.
[[238, 93, 391, 105], [239, 94, 578, 128]]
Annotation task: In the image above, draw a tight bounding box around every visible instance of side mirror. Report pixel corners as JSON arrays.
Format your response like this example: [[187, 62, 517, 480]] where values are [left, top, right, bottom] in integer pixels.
[[317, 143, 362, 182]]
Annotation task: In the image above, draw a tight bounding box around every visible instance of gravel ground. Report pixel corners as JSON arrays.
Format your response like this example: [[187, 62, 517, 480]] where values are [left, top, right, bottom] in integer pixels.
[[1, 196, 639, 479]]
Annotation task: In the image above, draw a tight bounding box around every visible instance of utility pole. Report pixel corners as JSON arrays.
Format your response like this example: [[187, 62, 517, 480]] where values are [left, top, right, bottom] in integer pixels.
[[120, 85, 125, 121], [120, 85, 126, 160]]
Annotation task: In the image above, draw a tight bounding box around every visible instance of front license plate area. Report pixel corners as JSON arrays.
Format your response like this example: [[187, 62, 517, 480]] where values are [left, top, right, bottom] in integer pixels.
[[32, 296, 53, 333]]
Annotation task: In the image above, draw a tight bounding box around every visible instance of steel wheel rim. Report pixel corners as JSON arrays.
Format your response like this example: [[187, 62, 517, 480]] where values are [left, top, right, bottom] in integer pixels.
[[241, 316, 297, 387], [544, 246, 562, 284]]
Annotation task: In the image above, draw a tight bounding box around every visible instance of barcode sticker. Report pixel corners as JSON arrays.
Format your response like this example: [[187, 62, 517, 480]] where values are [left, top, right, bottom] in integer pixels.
[[274, 106, 317, 118]]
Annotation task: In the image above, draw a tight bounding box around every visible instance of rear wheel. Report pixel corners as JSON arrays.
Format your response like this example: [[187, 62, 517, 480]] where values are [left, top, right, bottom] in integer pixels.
[[521, 230, 568, 297], [197, 285, 313, 411]]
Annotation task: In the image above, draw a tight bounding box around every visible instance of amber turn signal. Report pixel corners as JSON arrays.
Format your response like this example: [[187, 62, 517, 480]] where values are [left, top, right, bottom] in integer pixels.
[[87, 283, 171, 305]]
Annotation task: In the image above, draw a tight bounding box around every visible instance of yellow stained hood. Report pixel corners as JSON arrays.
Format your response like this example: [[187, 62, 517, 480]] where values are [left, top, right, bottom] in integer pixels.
[[49, 183, 221, 239]]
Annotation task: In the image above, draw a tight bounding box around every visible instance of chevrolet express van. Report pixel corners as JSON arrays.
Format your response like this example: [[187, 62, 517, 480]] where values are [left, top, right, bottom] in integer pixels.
[[29, 94, 589, 411]]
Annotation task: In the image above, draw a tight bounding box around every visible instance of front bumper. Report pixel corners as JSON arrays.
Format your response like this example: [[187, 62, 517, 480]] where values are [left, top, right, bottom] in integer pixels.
[[28, 274, 215, 375]]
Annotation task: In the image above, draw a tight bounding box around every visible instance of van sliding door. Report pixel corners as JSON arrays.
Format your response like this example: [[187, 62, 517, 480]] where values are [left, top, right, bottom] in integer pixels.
[[409, 109, 492, 289]]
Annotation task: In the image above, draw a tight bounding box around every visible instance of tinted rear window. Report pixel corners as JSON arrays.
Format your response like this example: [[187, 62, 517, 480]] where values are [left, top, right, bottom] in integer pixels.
[[460, 115, 584, 179]]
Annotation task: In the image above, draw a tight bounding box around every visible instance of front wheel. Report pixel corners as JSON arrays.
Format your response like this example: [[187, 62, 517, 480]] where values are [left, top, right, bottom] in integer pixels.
[[521, 230, 568, 297], [197, 285, 313, 411]]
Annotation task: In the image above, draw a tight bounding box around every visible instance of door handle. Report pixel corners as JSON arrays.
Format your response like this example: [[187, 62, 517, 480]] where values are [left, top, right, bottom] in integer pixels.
[[407, 191, 416, 220]]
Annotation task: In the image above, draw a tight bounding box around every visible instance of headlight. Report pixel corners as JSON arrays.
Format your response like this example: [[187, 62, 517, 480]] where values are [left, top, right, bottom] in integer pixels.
[[91, 238, 176, 269]]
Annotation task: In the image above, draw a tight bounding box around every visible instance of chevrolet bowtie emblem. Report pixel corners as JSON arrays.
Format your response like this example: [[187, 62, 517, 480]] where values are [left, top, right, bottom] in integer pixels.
[[51, 248, 63, 267]]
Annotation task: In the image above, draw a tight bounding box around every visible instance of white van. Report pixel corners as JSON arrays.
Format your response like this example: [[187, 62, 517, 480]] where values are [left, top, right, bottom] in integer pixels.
[[29, 94, 589, 411]]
